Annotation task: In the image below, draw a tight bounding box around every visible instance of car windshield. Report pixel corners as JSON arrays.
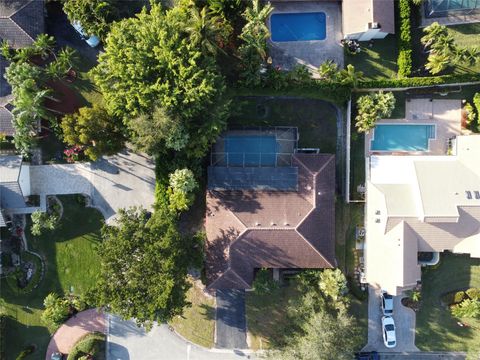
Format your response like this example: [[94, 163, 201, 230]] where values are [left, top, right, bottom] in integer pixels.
[[384, 293, 393, 299], [385, 324, 395, 331], [388, 341, 396, 346]]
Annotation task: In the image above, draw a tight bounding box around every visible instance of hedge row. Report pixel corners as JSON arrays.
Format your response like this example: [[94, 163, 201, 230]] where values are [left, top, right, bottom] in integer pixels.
[[358, 72, 480, 89], [0, 315, 5, 360], [397, 0, 412, 78]]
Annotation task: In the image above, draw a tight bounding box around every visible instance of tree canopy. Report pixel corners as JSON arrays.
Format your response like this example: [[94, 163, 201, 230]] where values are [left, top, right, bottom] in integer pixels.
[[355, 91, 395, 133], [93, 2, 230, 159], [63, 0, 116, 39], [60, 104, 125, 161], [94, 207, 202, 327]]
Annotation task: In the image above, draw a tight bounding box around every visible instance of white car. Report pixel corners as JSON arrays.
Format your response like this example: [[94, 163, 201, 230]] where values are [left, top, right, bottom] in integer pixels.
[[382, 316, 396, 348], [71, 21, 100, 47], [381, 291, 394, 315]]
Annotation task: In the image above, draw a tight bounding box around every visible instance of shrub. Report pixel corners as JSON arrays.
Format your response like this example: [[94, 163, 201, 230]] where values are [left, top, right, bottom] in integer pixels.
[[451, 298, 480, 318], [252, 268, 279, 295], [359, 72, 480, 89], [466, 288, 480, 301], [31, 210, 58, 236], [464, 102, 476, 125], [454, 291, 467, 304], [397, 0, 412, 77], [168, 168, 198, 212], [473, 93, 480, 129]]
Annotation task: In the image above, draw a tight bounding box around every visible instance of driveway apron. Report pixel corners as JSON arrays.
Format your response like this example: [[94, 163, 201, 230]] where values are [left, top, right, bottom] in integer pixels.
[[215, 289, 248, 349]]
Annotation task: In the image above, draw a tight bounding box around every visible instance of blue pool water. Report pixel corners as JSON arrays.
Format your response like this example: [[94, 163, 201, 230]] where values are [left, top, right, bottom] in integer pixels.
[[225, 135, 277, 166], [270, 12, 326, 42], [371, 124, 435, 151]]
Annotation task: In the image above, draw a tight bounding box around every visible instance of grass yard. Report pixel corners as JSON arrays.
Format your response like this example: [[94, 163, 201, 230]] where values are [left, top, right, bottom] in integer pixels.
[[345, 36, 399, 80], [169, 279, 215, 348], [1, 195, 103, 360], [230, 97, 338, 153], [349, 105, 365, 201], [411, 18, 480, 75], [416, 253, 480, 352]]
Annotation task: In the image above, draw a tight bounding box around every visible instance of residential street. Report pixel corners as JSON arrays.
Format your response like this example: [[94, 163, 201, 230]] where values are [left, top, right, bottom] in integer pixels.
[[107, 315, 255, 360]]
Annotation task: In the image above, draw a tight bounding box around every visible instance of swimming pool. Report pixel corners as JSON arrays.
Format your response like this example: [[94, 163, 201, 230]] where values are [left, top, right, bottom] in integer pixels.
[[225, 135, 278, 166], [371, 124, 436, 152], [270, 12, 326, 42]]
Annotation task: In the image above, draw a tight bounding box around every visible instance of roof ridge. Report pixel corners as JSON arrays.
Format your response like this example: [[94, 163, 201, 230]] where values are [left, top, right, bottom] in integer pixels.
[[294, 227, 334, 268], [5, 0, 32, 18], [207, 267, 250, 289], [9, 13, 35, 43], [294, 153, 334, 176]]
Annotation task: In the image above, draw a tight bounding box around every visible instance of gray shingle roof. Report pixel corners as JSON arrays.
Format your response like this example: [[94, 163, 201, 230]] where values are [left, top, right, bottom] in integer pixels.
[[0, 106, 14, 136], [0, 182, 26, 209]]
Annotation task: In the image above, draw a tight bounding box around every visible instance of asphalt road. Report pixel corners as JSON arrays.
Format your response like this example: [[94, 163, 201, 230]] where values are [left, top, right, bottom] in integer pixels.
[[107, 314, 255, 360], [215, 289, 248, 349]]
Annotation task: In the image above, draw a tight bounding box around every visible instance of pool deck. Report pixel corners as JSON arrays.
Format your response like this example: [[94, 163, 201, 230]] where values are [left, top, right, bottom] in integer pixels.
[[365, 99, 462, 156], [268, 1, 344, 73]]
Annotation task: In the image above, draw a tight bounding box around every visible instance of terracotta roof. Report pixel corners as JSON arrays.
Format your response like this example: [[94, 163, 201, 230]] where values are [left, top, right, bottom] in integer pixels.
[[206, 154, 336, 289]]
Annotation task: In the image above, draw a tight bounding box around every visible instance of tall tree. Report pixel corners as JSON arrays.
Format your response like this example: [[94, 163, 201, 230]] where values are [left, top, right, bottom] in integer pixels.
[[337, 64, 364, 88], [94, 207, 202, 328], [61, 104, 125, 161], [93, 3, 230, 158]]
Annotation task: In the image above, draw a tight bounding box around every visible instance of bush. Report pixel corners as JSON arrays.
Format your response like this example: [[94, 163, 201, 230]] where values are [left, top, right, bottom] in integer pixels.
[[466, 288, 480, 301], [451, 298, 480, 318], [473, 93, 480, 129], [67, 332, 106, 360], [31, 210, 58, 236], [454, 291, 467, 304], [355, 91, 396, 132], [464, 102, 476, 125], [252, 268, 279, 295], [359, 72, 480, 89], [397, 0, 412, 77]]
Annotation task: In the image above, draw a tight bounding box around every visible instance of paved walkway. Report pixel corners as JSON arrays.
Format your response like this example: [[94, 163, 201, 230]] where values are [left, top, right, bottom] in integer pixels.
[[107, 314, 254, 360], [29, 148, 155, 224], [46, 308, 106, 359], [215, 289, 248, 349], [363, 286, 419, 353]]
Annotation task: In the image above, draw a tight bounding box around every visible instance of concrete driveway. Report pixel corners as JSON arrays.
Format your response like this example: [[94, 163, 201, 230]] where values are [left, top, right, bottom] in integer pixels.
[[215, 289, 248, 349], [29, 148, 156, 224], [107, 315, 255, 360], [363, 286, 419, 352]]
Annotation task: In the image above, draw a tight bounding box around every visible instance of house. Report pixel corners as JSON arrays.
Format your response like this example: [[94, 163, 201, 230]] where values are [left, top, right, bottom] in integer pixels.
[[365, 135, 480, 295], [0, 155, 35, 227], [205, 129, 336, 289], [0, 0, 45, 136], [342, 0, 395, 41]]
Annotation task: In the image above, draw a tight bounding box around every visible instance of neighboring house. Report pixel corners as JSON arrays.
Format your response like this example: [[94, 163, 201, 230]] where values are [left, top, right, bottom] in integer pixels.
[[342, 0, 395, 41], [365, 135, 480, 295], [0, 0, 45, 136], [425, 0, 480, 18], [0, 155, 34, 227], [205, 129, 336, 289]]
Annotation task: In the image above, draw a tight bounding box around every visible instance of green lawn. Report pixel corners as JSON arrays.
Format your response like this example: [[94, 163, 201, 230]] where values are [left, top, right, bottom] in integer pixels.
[[416, 253, 480, 351], [345, 35, 399, 80], [169, 279, 215, 348], [1, 195, 103, 360], [230, 97, 338, 153]]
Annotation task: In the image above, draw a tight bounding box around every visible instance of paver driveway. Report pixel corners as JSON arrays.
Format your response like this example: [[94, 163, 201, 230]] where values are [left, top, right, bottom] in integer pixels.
[[363, 286, 419, 352], [107, 315, 254, 360], [30, 148, 155, 223], [46, 308, 106, 360]]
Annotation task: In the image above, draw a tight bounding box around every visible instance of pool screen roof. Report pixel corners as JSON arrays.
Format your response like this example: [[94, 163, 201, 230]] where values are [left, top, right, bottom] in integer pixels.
[[426, 0, 480, 16]]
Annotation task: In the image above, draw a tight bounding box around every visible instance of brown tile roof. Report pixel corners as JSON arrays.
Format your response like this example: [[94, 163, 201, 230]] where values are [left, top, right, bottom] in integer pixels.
[[206, 154, 336, 289]]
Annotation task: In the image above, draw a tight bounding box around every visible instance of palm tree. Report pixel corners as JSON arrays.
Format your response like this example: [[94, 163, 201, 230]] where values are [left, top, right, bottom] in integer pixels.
[[338, 64, 364, 88], [456, 46, 480, 66], [318, 60, 338, 80], [242, 0, 273, 37], [33, 34, 56, 60], [239, 0, 273, 61], [185, 6, 225, 56], [431, 33, 456, 56], [425, 53, 450, 74], [1, 40, 14, 61], [13, 47, 38, 64], [421, 21, 448, 49], [13, 83, 53, 125]]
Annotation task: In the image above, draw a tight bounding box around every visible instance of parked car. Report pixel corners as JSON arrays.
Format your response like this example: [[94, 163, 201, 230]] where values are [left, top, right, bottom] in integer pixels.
[[50, 352, 64, 360], [71, 21, 100, 47], [382, 316, 397, 348], [355, 351, 379, 360], [381, 291, 394, 315]]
